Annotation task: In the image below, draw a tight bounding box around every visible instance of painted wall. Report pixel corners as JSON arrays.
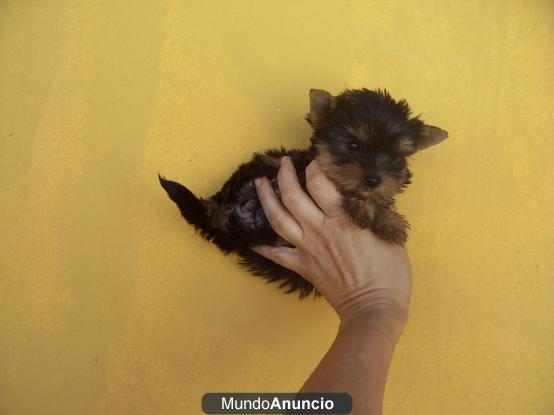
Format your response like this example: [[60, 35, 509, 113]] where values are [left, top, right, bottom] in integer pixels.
[[1, 1, 552, 414]]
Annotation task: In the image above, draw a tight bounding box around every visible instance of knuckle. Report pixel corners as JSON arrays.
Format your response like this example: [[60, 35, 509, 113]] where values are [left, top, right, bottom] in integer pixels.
[[307, 173, 326, 194], [276, 167, 284, 182], [272, 249, 286, 263], [310, 220, 326, 238], [305, 161, 314, 176], [265, 247, 278, 260], [306, 160, 318, 173], [270, 213, 287, 231], [281, 190, 300, 208], [269, 248, 291, 267], [305, 163, 316, 182], [313, 225, 334, 250]]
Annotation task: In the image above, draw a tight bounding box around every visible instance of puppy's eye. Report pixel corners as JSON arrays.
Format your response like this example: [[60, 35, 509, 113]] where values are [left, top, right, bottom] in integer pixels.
[[349, 142, 360, 151]]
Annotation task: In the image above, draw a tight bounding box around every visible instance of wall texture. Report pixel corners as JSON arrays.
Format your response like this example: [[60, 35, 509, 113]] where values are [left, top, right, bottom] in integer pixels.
[[1, 1, 553, 414]]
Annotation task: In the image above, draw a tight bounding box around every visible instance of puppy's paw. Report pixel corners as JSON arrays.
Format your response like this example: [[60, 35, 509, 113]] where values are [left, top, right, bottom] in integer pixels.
[[371, 207, 409, 245], [344, 197, 375, 228]]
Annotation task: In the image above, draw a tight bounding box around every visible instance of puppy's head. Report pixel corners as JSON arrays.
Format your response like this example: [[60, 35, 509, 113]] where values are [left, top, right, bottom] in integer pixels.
[[307, 88, 448, 202]]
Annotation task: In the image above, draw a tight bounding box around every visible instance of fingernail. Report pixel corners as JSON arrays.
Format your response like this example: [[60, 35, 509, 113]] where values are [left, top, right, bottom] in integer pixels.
[[254, 177, 263, 188], [280, 156, 289, 166]]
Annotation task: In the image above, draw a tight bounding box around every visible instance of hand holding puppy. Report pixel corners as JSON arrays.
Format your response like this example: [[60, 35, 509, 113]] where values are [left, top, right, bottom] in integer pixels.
[[252, 156, 412, 330]]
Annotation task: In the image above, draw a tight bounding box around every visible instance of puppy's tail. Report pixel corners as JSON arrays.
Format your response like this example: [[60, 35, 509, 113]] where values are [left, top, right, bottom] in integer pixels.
[[158, 174, 217, 242]]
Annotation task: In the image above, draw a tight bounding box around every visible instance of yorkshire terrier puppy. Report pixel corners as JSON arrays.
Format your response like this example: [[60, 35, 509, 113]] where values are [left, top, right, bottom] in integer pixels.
[[159, 88, 447, 298]]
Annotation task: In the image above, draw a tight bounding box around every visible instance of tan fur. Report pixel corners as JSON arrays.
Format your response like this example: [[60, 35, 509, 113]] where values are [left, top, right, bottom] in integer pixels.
[[314, 143, 408, 243], [307, 89, 336, 128], [397, 138, 415, 153], [316, 145, 365, 194], [346, 125, 369, 141], [259, 154, 281, 168]]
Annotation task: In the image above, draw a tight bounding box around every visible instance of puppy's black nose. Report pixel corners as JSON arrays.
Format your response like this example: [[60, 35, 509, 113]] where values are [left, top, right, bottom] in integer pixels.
[[365, 175, 381, 188]]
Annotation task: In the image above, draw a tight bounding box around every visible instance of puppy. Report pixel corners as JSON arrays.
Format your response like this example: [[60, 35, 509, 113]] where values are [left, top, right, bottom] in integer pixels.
[[159, 88, 448, 298]]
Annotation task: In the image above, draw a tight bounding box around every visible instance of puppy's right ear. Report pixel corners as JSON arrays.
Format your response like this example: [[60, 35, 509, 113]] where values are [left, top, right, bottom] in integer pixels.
[[416, 125, 449, 150], [306, 89, 336, 128]]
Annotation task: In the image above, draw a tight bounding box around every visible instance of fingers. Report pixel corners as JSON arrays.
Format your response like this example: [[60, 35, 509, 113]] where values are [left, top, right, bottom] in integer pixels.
[[277, 156, 325, 227], [305, 160, 345, 218], [250, 245, 302, 274], [254, 176, 303, 244]]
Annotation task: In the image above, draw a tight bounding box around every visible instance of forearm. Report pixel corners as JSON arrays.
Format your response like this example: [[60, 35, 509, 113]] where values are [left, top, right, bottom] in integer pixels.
[[252, 158, 412, 414], [299, 311, 406, 415]]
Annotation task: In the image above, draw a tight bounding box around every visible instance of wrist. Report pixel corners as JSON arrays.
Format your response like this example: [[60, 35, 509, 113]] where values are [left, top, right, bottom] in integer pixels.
[[338, 307, 408, 341]]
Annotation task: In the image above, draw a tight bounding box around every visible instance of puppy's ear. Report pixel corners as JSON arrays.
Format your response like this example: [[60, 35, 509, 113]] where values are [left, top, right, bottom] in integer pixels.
[[306, 89, 336, 128], [416, 125, 448, 150]]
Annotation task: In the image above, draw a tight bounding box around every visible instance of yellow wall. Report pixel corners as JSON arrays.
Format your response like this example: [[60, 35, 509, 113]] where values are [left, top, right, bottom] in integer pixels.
[[1, 1, 553, 414]]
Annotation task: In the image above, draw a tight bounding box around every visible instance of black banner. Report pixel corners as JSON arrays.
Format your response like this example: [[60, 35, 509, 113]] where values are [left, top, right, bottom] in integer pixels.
[[202, 393, 352, 414]]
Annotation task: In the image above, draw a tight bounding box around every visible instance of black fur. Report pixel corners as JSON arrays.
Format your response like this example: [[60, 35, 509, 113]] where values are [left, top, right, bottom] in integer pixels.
[[159, 88, 447, 298]]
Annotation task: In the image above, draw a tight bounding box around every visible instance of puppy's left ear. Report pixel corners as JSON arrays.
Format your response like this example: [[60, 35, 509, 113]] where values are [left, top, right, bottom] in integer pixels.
[[306, 89, 336, 128], [416, 125, 448, 150]]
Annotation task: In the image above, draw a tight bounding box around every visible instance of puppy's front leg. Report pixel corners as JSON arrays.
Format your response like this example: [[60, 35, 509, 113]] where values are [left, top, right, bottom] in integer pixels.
[[371, 206, 409, 245], [344, 197, 375, 228], [344, 198, 408, 245]]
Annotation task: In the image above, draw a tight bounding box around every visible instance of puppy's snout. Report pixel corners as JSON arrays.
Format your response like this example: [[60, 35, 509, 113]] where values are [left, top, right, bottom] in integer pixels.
[[365, 174, 381, 188]]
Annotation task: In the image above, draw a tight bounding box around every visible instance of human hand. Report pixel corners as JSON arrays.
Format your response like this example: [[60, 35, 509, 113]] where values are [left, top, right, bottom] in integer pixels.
[[252, 156, 412, 333]]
